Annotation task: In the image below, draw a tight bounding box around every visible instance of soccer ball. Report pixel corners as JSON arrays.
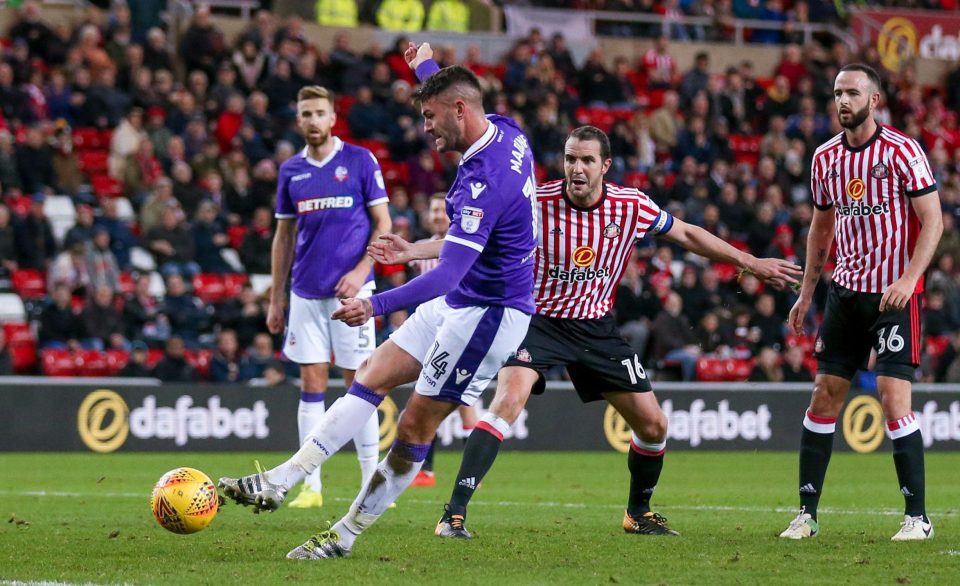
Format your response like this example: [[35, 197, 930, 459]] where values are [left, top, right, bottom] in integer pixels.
[[150, 467, 219, 534]]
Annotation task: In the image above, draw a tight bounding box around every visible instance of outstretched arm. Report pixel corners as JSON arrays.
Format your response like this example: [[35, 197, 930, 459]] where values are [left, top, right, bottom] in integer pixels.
[[333, 240, 479, 326], [368, 234, 444, 265], [659, 217, 802, 288]]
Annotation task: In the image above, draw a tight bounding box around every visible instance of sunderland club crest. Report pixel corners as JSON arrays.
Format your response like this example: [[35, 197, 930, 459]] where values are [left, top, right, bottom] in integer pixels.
[[603, 222, 621, 239]]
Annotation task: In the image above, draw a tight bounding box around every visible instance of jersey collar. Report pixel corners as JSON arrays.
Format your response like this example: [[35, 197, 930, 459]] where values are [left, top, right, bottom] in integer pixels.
[[562, 180, 607, 212], [301, 136, 343, 168], [841, 123, 881, 153], [460, 119, 497, 164]]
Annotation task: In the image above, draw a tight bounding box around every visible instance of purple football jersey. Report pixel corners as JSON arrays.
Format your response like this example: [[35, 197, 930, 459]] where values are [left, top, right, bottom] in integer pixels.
[[444, 115, 537, 313], [275, 138, 389, 298]]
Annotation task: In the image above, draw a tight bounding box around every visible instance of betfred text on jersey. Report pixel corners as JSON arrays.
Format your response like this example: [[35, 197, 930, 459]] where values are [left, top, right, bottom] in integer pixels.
[[836, 201, 891, 217], [548, 265, 611, 282], [297, 196, 354, 213]]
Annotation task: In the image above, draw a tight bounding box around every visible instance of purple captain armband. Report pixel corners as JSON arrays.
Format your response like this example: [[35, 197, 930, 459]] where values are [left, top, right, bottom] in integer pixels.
[[369, 240, 480, 316], [415, 59, 441, 82]]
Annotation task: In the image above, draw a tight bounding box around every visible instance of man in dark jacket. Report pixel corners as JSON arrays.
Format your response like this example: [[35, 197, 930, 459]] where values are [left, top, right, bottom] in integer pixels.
[[151, 335, 197, 382]]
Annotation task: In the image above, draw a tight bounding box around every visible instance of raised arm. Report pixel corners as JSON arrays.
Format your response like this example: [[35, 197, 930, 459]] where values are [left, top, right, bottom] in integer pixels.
[[659, 217, 803, 287]]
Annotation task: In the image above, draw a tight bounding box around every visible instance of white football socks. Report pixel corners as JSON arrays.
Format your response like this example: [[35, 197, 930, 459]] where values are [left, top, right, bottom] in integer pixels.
[[355, 411, 381, 486], [297, 393, 326, 492]]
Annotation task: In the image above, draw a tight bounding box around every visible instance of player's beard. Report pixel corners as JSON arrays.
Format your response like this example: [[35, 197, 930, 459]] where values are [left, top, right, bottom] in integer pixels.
[[305, 127, 330, 147], [838, 104, 870, 129]]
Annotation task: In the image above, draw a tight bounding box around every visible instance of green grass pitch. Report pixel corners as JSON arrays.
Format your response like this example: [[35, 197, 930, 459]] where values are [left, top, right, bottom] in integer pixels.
[[1, 451, 959, 585]]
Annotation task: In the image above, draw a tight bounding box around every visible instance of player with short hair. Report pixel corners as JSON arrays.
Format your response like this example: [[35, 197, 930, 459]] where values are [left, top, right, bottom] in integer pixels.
[[220, 43, 538, 559], [372, 125, 801, 538], [779, 63, 942, 541], [267, 85, 390, 508]]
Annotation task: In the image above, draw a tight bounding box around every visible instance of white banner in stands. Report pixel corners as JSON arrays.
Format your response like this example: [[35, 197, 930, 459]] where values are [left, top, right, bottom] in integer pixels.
[[504, 6, 593, 40]]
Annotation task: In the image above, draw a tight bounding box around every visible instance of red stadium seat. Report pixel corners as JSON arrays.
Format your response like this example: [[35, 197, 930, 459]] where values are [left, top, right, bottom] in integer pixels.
[[42, 349, 78, 376], [185, 349, 213, 379], [696, 357, 727, 381], [91, 174, 123, 198], [227, 225, 248, 249], [379, 160, 409, 190], [11, 269, 46, 299], [712, 262, 739, 283], [223, 273, 248, 298], [926, 335, 951, 360], [623, 172, 648, 189], [786, 334, 814, 354], [105, 349, 129, 375], [146, 349, 165, 368], [6, 194, 31, 217], [118, 272, 136, 295], [75, 349, 111, 377], [11, 344, 37, 373], [192, 273, 226, 304], [356, 139, 390, 160], [73, 128, 106, 150], [729, 359, 754, 381], [3, 322, 33, 345], [79, 151, 109, 175]]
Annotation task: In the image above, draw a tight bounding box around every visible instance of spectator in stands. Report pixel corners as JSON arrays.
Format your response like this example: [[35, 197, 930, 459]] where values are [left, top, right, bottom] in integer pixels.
[[0, 63, 30, 125], [348, 86, 393, 140], [122, 272, 164, 344], [17, 126, 57, 194], [121, 137, 162, 199], [39, 284, 84, 349], [0, 131, 21, 192], [240, 331, 275, 380], [64, 204, 96, 250], [377, 0, 424, 31], [749, 346, 784, 381], [752, 293, 784, 350], [8, 1, 55, 62], [264, 59, 298, 118], [179, 4, 228, 81], [109, 107, 146, 179], [15, 193, 56, 271], [159, 274, 207, 345], [651, 291, 701, 381], [85, 226, 121, 293], [151, 335, 197, 382], [924, 289, 958, 338], [119, 339, 152, 377], [696, 310, 732, 355], [48, 241, 90, 297], [0, 205, 17, 280], [139, 177, 175, 234], [81, 284, 124, 350], [192, 201, 231, 274], [51, 127, 83, 198], [578, 48, 619, 107], [679, 52, 711, 109], [94, 198, 137, 270], [614, 251, 662, 360], [210, 328, 245, 383], [426, 0, 469, 32], [316, 0, 359, 27], [249, 359, 296, 388], [782, 343, 813, 382], [649, 90, 681, 157], [215, 284, 266, 348], [145, 206, 200, 278], [239, 206, 272, 274], [752, 0, 787, 44], [171, 162, 205, 219]]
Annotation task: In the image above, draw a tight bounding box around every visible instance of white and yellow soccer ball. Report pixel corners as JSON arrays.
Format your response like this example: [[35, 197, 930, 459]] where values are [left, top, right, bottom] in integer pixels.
[[150, 467, 219, 534]]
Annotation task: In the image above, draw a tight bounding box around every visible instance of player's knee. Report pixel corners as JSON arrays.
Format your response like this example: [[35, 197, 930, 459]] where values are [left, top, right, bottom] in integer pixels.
[[491, 392, 525, 423], [637, 413, 667, 443], [811, 380, 845, 412], [396, 409, 434, 445]]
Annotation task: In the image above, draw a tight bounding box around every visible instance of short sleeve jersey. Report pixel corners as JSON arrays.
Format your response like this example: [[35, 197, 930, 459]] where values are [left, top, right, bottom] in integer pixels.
[[275, 137, 389, 298]]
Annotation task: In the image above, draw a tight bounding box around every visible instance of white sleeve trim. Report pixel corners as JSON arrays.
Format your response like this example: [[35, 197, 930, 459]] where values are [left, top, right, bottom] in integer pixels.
[[366, 197, 389, 207], [275, 213, 296, 219], [446, 234, 484, 253]]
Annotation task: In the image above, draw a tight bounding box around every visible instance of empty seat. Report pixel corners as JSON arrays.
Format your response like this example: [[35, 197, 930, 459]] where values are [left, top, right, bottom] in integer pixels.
[[0, 293, 27, 322], [11, 269, 46, 299], [42, 348, 77, 376], [75, 349, 111, 377], [192, 273, 226, 303]]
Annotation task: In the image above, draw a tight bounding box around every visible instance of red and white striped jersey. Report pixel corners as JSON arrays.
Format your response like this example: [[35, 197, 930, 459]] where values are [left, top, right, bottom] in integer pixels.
[[409, 235, 442, 275], [811, 125, 937, 293], [641, 49, 675, 82], [534, 180, 673, 319]]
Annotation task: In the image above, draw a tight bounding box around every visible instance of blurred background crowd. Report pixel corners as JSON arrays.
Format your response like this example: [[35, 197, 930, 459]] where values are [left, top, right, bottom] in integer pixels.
[[0, 0, 958, 385]]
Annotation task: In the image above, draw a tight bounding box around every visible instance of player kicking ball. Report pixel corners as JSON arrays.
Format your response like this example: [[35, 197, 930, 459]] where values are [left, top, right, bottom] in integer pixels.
[[219, 43, 539, 559], [779, 64, 942, 541], [372, 126, 802, 539]]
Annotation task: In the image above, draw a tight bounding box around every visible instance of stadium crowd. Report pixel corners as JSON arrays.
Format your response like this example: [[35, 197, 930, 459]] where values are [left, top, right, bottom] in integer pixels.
[[0, 0, 959, 384]]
